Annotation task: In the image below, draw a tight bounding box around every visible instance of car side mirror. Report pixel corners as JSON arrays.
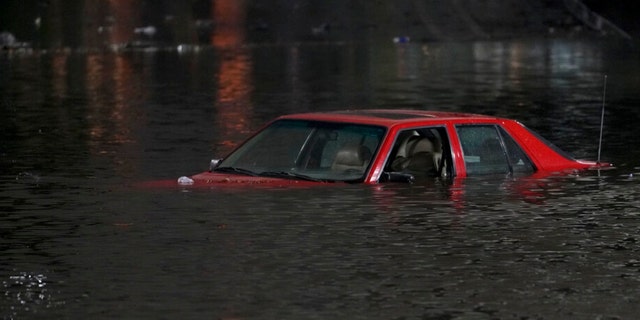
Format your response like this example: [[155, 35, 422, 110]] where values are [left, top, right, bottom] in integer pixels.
[[209, 159, 222, 171], [380, 171, 415, 183]]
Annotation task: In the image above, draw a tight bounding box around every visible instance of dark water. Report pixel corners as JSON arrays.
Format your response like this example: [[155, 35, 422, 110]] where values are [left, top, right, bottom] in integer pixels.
[[2, 37, 640, 319]]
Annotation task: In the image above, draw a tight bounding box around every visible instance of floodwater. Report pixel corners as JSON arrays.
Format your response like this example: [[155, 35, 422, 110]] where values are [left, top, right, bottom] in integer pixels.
[[3, 34, 640, 319]]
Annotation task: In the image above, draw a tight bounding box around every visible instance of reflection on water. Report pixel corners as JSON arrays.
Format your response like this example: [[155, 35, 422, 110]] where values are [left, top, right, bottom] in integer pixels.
[[2, 272, 60, 318], [212, 0, 254, 152], [2, 35, 640, 318]]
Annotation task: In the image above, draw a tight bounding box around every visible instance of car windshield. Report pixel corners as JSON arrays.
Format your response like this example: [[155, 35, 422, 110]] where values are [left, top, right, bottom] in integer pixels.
[[216, 119, 386, 182]]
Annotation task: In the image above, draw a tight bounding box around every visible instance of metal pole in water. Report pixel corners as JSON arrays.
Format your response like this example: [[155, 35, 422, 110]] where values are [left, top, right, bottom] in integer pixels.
[[597, 75, 607, 164]]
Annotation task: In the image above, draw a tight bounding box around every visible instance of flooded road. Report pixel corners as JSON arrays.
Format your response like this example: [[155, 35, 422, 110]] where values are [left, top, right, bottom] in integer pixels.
[[3, 36, 640, 318]]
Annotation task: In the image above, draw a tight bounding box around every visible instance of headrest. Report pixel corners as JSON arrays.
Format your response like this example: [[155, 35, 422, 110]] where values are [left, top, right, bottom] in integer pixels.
[[395, 131, 420, 158], [333, 144, 371, 167], [407, 136, 434, 155]]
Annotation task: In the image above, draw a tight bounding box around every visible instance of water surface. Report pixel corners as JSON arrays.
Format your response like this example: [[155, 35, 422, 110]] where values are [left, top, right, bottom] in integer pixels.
[[2, 38, 640, 319]]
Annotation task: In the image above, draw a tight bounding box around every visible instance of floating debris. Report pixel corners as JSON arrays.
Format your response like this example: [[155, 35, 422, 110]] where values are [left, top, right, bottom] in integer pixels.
[[311, 23, 330, 36], [393, 36, 411, 44], [177, 176, 194, 185], [15, 172, 41, 185], [1, 31, 31, 51], [133, 25, 157, 37]]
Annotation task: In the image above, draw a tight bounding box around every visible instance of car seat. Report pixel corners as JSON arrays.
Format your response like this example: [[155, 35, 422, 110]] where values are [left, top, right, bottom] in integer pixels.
[[392, 136, 437, 175]]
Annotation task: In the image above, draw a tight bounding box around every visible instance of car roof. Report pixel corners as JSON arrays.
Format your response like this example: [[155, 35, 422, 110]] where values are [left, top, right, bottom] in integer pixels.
[[279, 109, 502, 126]]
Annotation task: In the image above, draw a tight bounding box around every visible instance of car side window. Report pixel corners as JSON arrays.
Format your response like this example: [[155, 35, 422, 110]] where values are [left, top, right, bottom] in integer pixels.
[[383, 126, 451, 179], [497, 126, 535, 174], [456, 125, 534, 176]]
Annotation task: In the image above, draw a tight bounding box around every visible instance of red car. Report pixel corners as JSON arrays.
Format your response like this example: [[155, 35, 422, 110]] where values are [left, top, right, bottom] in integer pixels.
[[177, 109, 610, 186]]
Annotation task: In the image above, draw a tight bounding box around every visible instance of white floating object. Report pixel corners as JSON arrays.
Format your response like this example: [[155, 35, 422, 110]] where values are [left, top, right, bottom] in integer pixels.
[[177, 176, 194, 185]]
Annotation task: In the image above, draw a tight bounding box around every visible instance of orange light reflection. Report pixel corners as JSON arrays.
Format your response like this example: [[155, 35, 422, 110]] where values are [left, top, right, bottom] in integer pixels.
[[211, 0, 247, 48], [108, 0, 138, 45], [211, 0, 254, 153], [83, 0, 149, 177]]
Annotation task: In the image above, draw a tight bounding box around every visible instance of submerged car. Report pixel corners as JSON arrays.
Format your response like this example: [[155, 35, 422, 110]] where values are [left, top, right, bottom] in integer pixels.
[[179, 109, 610, 186]]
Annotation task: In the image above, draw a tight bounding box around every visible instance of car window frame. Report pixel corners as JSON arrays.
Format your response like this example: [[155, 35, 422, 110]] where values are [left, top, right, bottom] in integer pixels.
[[380, 125, 453, 181]]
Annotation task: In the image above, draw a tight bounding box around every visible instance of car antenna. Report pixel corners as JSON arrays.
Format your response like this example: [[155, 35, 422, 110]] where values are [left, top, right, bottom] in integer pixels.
[[597, 74, 607, 165]]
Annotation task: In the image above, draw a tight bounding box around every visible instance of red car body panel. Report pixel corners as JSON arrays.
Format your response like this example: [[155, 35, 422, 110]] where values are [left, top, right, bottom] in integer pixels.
[[189, 171, 322, 187], [152, 109, 609, 188], [138, 172, 325, 189]]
